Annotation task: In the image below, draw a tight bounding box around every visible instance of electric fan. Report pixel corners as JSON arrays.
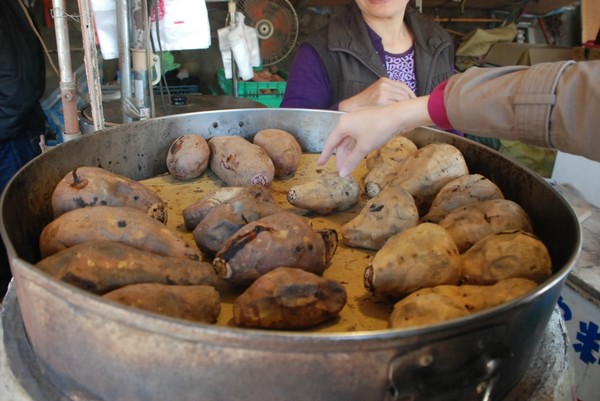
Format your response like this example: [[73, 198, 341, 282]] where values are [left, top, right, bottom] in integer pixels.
[[236, 0, 299, 66]]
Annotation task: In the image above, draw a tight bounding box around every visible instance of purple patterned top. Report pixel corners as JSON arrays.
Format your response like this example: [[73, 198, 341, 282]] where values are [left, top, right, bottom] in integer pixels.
[[385, 47, 417, 93]]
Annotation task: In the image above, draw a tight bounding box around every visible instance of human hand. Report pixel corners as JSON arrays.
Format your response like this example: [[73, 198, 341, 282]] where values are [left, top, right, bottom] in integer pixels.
[[338, 78, 416, 112], [318, 96, 433, 176]]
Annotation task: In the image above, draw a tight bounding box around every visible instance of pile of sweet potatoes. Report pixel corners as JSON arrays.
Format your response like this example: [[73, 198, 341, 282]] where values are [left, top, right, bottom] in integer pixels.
[[35, 131, 553, 332]]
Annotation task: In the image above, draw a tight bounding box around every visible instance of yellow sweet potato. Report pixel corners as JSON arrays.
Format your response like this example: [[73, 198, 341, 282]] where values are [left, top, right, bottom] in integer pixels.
[[103, 283, 220, 323], [388, 278, 538, 329], [208, 135, 275, 187], [421, 174, 504, 223], [51, 166, 167, 223], [233, 267, 347, 329], [460, 230, 552, 285], [39, 205, 202, 260], [363, 136, 418, 198], [166, 134, 210, 180], [364, 222, 461, 297], [287, 172, 360, 215], [182, 185, 274, 231], [253, 128, 302, 178], [35, 240, 224, 294], [390, 143, 469, 215], [342, 186, 418, 250], [438, 199, 533, 253]]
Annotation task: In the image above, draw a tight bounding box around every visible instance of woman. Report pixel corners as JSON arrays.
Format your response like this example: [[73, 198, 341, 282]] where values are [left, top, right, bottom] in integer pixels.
[[280, 0, 455, 111], [318, 60, 600, 176]]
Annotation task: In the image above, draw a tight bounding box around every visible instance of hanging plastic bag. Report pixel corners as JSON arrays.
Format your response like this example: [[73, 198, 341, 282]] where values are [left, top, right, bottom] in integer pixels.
[[217, 11, 261, 81]]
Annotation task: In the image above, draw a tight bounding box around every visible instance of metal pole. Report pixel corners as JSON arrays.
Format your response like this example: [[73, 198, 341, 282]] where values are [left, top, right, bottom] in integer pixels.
[[77, 0, 105, 131], [116, 0, 133, 124], [52, 0, 81, 142]]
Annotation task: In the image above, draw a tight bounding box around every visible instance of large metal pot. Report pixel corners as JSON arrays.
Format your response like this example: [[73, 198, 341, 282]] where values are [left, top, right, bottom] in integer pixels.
[[1, 109, 581, 401]]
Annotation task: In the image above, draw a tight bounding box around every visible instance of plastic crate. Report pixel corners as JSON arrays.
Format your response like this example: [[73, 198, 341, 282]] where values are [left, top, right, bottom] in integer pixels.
[[153, 85, 199, 95], [217, 68, 286, 108]]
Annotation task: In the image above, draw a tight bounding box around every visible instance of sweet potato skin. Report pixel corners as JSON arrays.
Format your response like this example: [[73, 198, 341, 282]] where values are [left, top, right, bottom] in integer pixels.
[[438, 198, 533, 253], [192, 196, 284, 254], [287, 173, 360, 215], [213, 212, 338, 286], [460, 230, 552, 285], [234, 267, 347, 329], [391, 143, 469, 215], [342, 186, 418, 250], [208, 135, 275, 187], [253, 128, 302, 178], [421, 173, 504, 223], [166, 135, 210, 180], [364, 222, 461, 297], [103, 283, 221, 323], [39, 205, 202, 260], [388, 278, 538, 329], [35, 240, 223, 294], [182, 185, 274, 231], [51, 166, 167, 223]]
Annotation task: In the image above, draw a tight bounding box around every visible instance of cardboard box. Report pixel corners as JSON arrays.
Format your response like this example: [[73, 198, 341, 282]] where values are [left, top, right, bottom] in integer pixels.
[[484, 42, 574, 66]]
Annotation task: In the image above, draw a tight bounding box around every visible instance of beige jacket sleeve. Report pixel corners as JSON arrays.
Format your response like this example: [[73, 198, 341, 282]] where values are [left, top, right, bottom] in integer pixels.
[[443, 60, 600, 162]]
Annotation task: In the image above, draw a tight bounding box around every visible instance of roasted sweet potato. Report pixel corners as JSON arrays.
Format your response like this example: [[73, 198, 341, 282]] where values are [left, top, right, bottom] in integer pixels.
[[363, 136, 418, 198], [51, 166, 167, 223], [364, 222, 461, 297], [39, 205, 202, 260], [388, 278, 538, 329], [233, 267, 347, 329], [342, 186, 418, 250], [460, 230, 552, 285], [166, 134, 210, 180], [208, 135, 275, 187], [421, 174, 504, 223], [253, 128, 302, 178], [213, 211, 338, 286], [287, 172, 360, 215], [103, 283, 220, 323], [35, 241, 224, 294], [438, 198, 533, 253], [193, 195, 284, 254], [182, 185, 274, 231], [390, 143, 469, 215]]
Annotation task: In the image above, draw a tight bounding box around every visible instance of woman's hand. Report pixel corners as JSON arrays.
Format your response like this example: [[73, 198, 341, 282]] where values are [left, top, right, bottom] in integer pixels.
[[338, 78, 416, 112], [318, 96, 433, 176]]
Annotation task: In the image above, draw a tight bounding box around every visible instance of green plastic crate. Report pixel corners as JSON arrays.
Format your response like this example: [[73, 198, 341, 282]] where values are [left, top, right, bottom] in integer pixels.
[[217, 68, 287, 108]]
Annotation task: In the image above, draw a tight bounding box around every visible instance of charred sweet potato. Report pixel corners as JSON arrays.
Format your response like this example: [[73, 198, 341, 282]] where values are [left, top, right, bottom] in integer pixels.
[[287, 172, 360, 215], [364, 222, 461, 297], [51, 166, 167, 223], [438, 198, 533, 253], [166, 134, 210, 180], [388, 278, 538, 329], [253, 128, 302, 178], [193, 195, 284, 254], [39, 205, 202, 260], [460, 230, 552, 285], [35, 240, 224, 294], [213, 211, 338, 286], [208, 135, 275, 187], [342, 186, 418, 250], [103, 283, 221, 323], [182, 185, 274, 231], [234, 267, 347, 329], [363, 136, 418, 198], [390, 143, 469, 215], [421, 174, 504, 223]]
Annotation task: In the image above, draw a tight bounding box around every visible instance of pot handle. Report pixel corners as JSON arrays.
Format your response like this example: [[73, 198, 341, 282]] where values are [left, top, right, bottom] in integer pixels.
[[385, 325, 507, 401]]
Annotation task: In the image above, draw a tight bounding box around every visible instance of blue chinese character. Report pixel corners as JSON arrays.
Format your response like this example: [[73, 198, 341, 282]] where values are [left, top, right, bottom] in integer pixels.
[[557, 296, 572, 321], [572, 321, 600, 364]]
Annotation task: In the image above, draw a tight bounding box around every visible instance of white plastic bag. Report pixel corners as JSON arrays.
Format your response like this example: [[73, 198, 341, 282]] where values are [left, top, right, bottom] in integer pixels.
[[217, 12, 261, 81]]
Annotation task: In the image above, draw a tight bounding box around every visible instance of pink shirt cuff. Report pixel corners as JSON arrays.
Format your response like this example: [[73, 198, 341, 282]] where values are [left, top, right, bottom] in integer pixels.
[[427, 81, 452, 129]]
